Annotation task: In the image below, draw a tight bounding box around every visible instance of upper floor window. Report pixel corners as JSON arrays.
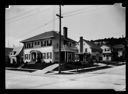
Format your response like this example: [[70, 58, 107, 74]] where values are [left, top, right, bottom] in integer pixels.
[[44, 41, 46, 46], [37, 41, 40, 45], [85, 48, 87, 53], [24, 43, 26, 48], [41, 41, 43, 47], [35, 41, 37, 45], [47, 39, 52, 46], [31, 42, 33, 48]]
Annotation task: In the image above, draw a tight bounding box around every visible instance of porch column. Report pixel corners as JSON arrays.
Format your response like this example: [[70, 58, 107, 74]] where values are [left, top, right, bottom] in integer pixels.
[[66, 52, 68, 62], [36, 51, 37, 62], [64, 51, 66, 62]]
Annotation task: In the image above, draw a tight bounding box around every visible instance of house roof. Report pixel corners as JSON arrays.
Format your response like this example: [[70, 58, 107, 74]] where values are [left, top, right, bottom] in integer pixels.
[[20, 31, 77, 43], [11, 46, 23, 56], [112, 44, 125, 49], [100, 44, 111, 48], [5, 48, 13, 56], [83, 39, 102, 51]]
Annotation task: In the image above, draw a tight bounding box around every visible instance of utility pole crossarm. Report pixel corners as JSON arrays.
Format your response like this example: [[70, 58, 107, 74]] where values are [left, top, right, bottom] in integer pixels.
[[56, 14, 63, 18]]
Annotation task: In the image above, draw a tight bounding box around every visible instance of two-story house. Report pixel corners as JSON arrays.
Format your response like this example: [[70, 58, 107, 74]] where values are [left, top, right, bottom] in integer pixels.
[[20, 27, 77, 64], [76, 37, 102, 62], [100, 45, 112, 62]]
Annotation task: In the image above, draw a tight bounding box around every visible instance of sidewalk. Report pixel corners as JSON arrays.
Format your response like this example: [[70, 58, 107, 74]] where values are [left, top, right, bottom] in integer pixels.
[[48, 63, 112, 74]]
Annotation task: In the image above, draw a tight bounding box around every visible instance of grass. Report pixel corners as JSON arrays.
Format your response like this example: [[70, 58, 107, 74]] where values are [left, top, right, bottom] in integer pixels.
[[53, 62, 98, 71]]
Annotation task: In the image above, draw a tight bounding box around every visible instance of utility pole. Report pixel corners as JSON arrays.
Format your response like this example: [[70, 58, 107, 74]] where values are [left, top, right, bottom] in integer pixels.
[[56, 5, 63, 74]]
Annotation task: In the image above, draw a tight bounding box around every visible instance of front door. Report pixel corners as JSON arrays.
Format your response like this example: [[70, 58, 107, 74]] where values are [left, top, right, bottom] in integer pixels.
[[31, 52, 36, 62]]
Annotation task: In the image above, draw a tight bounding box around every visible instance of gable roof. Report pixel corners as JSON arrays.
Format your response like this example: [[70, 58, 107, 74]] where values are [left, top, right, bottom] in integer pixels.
[[20, 31, 77, 43], [83, 39, 102, 51], [10, 46, 23, 56]]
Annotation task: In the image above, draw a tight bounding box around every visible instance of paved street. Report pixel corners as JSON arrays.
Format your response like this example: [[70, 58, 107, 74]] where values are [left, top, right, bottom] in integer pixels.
[[6, 64, 125, 91]]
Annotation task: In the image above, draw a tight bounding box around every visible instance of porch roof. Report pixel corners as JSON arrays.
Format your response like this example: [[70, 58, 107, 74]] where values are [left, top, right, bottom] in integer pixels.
[[54, 46, 78, 52], [30, 50, 42, 53]]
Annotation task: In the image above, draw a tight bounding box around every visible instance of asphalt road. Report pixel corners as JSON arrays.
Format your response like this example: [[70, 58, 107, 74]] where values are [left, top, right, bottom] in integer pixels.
[[5, 64, 125, 91]]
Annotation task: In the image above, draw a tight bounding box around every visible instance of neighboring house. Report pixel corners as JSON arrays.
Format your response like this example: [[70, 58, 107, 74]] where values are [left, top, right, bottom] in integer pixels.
[[20, 27, 77, 64], [76, 37, 102, 62], [5, 47, 13, 64], [9, 46, 24, 65], [100, 45, 112, 62], [112, 44, 125, 61]]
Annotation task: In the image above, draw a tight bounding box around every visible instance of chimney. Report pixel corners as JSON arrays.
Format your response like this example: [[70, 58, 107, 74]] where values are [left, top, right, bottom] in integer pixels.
[[80, 36, 83, 53], [63, 27, 68, 38]]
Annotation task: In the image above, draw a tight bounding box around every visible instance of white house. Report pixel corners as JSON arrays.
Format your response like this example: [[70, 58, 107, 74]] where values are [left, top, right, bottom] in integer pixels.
[[9, 46, 24, 64], [76, 37, 102, 62], [100, 45, 112, 61], [20, 27, 77, 64]]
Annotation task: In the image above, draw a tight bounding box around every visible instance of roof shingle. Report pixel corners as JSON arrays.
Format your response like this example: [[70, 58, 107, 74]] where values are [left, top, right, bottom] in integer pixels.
[[20, 31, 76, 43]]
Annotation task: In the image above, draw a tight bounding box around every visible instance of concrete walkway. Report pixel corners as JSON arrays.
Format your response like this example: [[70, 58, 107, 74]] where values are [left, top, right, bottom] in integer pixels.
[[32, 64, 59, 75]]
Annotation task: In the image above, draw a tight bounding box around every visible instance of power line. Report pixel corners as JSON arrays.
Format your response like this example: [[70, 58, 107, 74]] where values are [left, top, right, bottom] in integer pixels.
[[6, 7, 40, 21], [6, 7, 51, 24], [17, 6, 102, 38], [30, 18, 58, 32], [62, 7, 91, 15], [7, 6, 50, 20], [63, 6, 104, 18]]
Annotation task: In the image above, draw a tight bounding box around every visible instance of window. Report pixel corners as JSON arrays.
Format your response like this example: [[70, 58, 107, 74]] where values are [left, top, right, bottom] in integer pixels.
[[42, 53, 44, 59], [24, 43, 26, 48], [28, 54, 30, 60], [41, 41, 43, 47], [25, 54, 28, 60], [47, 52, 49, 59], [50, 52, 52, 59], [38, 41, 40, 45], [13, 51, 16, 55], [44, 41, 46, 46], [27, 43, 30, 48], [56, 43, 59, 48], [107, 48, 110, 51], [31, 42, 33, 48], [47, 39, 52, 46], [35, 41, 36, 45], [85, 48, 87, 53]]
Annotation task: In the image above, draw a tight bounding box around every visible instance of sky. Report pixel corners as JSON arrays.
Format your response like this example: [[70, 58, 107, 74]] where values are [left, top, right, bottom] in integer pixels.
[[5, 4, 125, 47]]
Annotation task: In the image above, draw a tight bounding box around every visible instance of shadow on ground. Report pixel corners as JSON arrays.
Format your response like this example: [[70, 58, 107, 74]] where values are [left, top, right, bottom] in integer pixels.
[[48, 65, 113, 75], [75, 66, 113, 73]]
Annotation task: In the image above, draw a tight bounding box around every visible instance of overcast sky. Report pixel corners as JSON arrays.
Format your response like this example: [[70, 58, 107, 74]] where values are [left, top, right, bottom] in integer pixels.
[[5, 4, 125, 47]]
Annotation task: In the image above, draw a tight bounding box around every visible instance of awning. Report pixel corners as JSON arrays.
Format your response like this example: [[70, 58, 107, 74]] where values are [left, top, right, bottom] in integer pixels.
[[30, 50, 42, 53]]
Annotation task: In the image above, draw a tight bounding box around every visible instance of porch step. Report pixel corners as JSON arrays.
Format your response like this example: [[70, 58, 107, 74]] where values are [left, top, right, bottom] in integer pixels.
[[29, 61, 36, 64]]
